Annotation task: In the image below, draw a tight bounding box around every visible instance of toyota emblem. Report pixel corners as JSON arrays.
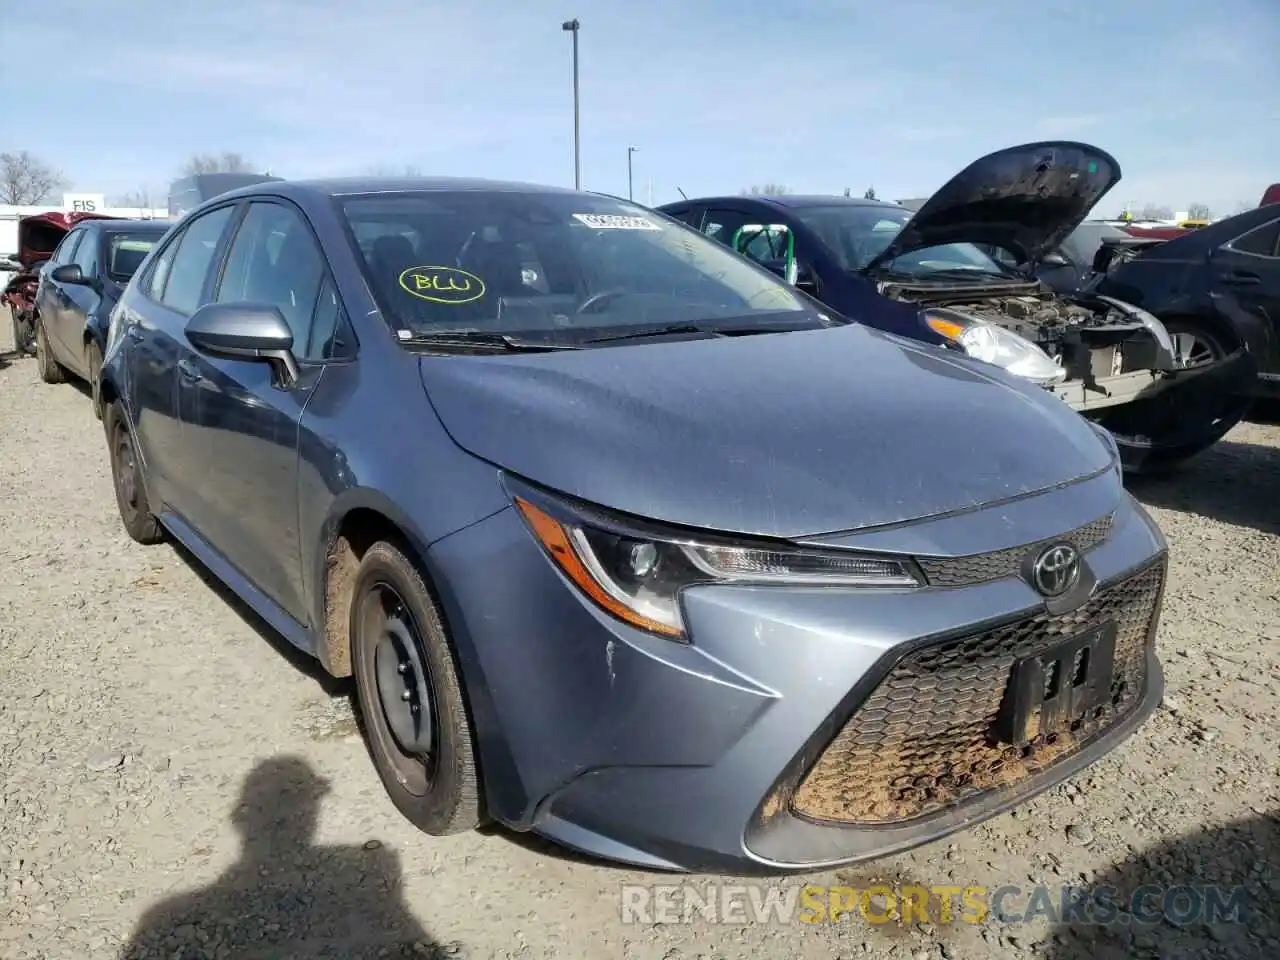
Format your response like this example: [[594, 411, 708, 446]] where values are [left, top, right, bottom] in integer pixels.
[[1031, 543, 1080, 598]]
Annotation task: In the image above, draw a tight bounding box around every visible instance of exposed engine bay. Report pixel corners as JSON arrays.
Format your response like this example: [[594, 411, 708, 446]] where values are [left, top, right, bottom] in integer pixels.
[[877, 278, 1180, 411]]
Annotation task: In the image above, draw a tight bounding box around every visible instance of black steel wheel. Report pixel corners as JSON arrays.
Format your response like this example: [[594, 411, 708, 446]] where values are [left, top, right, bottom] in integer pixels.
[[350, 541, 484, 835], [106, 401, 163, 544], [34, 316, 64, 383]]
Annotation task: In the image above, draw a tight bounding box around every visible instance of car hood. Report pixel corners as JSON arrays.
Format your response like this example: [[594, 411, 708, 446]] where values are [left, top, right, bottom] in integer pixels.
[[865, 140, 1122, 271], [417, 325, 1114, 539], [13, 212, 118, 270]]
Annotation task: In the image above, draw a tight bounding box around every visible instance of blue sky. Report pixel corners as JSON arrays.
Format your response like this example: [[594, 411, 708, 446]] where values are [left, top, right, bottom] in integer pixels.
[[4, 0, 1277, 216]]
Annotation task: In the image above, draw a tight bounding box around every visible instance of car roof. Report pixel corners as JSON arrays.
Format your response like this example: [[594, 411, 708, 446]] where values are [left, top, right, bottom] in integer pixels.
[[217, 176, 590, 203], [662, 195, 903, 211], [91, 219, 170, 231]]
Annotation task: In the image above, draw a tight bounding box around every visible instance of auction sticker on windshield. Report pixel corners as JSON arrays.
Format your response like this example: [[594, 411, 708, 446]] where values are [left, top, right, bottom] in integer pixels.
[[398, 265, 486, 304], [572, 213, 662, 231]]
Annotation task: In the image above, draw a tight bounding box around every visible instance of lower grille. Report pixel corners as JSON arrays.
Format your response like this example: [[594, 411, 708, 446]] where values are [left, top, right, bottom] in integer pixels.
[[791, 559, 1164, 826]]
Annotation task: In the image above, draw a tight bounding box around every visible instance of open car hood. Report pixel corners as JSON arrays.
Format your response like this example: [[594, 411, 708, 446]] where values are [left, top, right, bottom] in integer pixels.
[[12, 211, 118, 271], [865, 141, 1122, 271]]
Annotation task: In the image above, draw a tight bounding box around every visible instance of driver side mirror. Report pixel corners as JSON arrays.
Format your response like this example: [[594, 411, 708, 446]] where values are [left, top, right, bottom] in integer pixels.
[[1039, 250, 1069, 268], [185, 302, 300, 386], [51, 263, 92, 286]]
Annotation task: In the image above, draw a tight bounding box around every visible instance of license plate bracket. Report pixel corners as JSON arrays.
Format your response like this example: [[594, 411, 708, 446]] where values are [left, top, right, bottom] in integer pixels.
[[997, 622, 1118, 746]]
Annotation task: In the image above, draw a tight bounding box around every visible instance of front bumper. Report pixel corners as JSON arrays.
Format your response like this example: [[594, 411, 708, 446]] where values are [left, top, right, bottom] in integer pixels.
[[427, 469, 1167, 874], [1088, 349, 1258, 470]]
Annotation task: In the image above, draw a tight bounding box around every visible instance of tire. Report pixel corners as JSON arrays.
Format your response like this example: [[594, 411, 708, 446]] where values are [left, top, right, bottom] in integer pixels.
[[1163, 317, 1231, 370], [34, 316, 64, 383], [86, 340, 104, 420], [8, 306, 21, 355], [350, 541, 484, 835], [105, 401, 164, 544]]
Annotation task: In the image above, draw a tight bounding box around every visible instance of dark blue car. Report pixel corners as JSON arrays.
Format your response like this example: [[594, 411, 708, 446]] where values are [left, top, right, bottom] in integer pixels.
[[100, 176, 1168, 873], [660, 141, 1255, 473]]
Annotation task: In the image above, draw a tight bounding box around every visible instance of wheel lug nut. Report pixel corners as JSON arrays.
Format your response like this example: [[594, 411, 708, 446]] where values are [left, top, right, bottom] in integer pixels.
[[401, 690, 412, 701], [397, 663, 408, 674]]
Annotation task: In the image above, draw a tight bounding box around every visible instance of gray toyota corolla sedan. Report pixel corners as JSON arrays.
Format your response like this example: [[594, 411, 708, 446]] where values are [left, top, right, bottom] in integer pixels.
[[99, 177, 1168, 874]]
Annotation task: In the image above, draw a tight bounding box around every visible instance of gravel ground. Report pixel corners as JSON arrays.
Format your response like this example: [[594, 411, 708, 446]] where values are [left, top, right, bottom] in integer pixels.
[[1, 326, 1277, 960]]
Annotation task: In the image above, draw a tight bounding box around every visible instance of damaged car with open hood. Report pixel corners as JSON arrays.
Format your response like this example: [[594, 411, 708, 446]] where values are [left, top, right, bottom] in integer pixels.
[[659, 141, 1256, 472]]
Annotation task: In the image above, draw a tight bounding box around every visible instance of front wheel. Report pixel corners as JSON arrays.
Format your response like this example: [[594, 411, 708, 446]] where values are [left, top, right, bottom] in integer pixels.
[[86, 340, 104, 420], [350, 541, 484, 836], [105, 401, 163, 544], [34, 316, 64, 383]]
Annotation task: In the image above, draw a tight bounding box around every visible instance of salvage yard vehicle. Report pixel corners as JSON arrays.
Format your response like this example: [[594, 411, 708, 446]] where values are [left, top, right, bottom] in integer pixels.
[[101, 175, 1168, 873], [32, 218, 170, 416], [2, 211, 117, 356], [659, 141, 1255, 473], [1079, 203, 1280, 400]]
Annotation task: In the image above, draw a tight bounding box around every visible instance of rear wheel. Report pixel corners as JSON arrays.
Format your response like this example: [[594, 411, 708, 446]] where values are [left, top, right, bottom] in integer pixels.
[[106, 401, 163, 544], [350, 541, 484, 836], [8, 306, 22, 355], [34, 316, 64, 383]]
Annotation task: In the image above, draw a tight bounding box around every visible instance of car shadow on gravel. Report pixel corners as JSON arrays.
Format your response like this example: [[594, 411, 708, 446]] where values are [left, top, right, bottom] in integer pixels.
[[1037, 810, 1278, 959], [1127, 440, 1280, 536], [118, 756, 464, 959]]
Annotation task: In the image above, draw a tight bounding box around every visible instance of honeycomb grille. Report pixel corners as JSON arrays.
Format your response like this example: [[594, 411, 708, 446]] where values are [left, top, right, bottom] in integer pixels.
[[791, 558, 1163, 826], [916, 513, 1114, 589]]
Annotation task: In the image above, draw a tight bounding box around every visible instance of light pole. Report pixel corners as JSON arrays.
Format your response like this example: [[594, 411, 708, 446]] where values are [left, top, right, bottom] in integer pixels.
[[561, 18, 581, 190], [627, 145, 637, 201]]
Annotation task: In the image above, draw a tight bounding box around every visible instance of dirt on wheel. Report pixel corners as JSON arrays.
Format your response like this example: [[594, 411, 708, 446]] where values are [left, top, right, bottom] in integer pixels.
[[1, 319, 1276, 960]]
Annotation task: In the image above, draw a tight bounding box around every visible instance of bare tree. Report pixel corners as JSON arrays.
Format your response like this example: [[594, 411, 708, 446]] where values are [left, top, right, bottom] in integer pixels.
[[863, 185, 877, 200], [741, 184, 792, 196], [181, 152, 256, 176], [0, 151, 68, 205], [1186, 202, 1212, 220], [112, 187, 158, 209], [1137, 203, 1174, 220]]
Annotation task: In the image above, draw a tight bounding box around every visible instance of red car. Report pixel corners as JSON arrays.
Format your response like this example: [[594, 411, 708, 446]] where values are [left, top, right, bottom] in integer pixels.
[[3, 211, 117, 354]]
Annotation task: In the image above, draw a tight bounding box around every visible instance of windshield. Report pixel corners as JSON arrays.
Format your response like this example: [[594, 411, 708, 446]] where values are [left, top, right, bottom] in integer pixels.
[[106, 231, 165, 282], [1061, 223, 1132, 267], [339, 191, 817, 342], [793, 205, 1017, 279]]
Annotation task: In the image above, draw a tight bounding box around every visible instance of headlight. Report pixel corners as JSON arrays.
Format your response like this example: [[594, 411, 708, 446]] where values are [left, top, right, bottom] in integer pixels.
[[512, 491, 922, 639], [923, 309, 1067, 384], [1088, 421, 1123, 478]]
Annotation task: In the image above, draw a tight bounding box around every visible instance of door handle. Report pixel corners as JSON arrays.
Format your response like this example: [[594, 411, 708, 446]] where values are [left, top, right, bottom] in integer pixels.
[[177, 358, 203, 383], [1221, 270, 1261, 286]]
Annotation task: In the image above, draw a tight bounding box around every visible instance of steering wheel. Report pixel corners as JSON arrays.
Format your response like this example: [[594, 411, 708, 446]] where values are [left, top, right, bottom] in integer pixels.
[[576, 289, 628, 315]]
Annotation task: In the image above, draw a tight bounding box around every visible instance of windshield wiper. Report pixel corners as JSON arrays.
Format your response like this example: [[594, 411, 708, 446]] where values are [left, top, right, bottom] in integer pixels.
[[401, 331, 581, 353], [584, 317, 831, 345]]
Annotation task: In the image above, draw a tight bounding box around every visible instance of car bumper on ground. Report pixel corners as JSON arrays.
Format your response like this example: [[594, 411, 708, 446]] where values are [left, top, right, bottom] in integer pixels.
[[427, 469, 1167, 875]]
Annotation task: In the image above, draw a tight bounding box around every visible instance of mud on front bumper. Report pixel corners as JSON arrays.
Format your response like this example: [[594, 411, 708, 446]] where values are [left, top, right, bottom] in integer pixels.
[[748, 554, 1165, 869]]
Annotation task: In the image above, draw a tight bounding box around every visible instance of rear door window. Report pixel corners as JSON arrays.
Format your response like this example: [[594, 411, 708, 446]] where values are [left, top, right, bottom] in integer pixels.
[[1229, 219, 1280, 258]]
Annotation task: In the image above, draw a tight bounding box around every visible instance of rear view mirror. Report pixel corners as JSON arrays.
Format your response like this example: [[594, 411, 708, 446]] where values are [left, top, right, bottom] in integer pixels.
[[1039, 251, 1069, 268], [185, 302, 299, 385]]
